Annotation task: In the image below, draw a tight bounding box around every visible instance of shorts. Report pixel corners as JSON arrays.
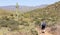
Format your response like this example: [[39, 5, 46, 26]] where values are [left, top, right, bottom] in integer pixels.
[[41, 25, 45, 30]]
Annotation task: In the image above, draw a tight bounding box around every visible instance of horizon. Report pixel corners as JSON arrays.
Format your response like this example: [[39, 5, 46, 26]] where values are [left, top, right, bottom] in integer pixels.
[[0, 0, 60, 6]]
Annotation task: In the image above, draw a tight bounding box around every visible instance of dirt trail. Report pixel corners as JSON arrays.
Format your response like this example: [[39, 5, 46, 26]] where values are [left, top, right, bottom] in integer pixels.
[[35, 26, 53, 35]]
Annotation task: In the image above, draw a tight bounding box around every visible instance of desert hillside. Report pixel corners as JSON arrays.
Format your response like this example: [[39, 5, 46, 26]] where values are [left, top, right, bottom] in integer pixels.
[[0, 1, 60, 35]]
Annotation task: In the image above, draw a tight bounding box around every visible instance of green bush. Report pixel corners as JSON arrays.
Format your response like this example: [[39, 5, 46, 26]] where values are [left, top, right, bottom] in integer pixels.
[[31, 29, 38, 35], [0, 19, 20, 31], [20, 21, 29, 26]]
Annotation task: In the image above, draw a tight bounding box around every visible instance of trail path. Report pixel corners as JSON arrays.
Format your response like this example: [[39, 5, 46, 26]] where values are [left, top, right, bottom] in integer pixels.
[[35, 26, 53, 35]]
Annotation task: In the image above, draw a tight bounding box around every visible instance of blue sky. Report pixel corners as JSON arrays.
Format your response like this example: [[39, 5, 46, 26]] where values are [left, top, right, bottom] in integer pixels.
[[0, 0, 60, 6]]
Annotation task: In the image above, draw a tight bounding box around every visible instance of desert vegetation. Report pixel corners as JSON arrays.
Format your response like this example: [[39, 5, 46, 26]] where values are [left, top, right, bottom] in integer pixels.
[[0, 1, 60, 35]]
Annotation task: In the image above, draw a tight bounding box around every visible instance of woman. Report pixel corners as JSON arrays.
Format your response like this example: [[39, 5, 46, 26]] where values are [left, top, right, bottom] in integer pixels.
[[41, 20, 46, 33]]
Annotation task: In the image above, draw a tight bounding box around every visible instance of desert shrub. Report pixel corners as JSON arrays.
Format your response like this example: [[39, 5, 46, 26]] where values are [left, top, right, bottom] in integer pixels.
[[0, 19, 20, 31], [31, 28, 38, 35], [20, 21, 29, 26], [35, 20, 41, 27], [10, 14, 14, 16], [1, 16, 10, 20], [47, 19, 57, 27]]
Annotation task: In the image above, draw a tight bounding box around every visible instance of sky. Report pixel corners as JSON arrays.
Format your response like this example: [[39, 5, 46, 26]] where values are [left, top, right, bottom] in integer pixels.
[[0, 0, 60, 6]]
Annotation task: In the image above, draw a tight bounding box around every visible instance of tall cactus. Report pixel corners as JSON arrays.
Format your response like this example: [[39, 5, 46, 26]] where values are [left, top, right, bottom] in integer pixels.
[[16, 2, 19, 20]]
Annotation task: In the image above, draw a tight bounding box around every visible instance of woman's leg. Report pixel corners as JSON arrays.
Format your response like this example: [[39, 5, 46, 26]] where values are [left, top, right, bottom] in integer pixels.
[[41, 25, 45, 33]]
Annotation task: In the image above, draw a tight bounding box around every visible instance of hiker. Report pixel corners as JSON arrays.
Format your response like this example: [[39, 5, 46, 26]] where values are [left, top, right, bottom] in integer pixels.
[[41, 20, 46, 33]]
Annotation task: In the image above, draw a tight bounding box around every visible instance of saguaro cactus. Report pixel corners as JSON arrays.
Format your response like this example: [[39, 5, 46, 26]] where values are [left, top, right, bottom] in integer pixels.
[[15, 2, 19, 20]]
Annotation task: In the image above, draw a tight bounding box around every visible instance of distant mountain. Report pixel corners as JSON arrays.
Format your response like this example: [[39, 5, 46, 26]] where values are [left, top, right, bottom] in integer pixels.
[[0, 5, 47, 12]]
